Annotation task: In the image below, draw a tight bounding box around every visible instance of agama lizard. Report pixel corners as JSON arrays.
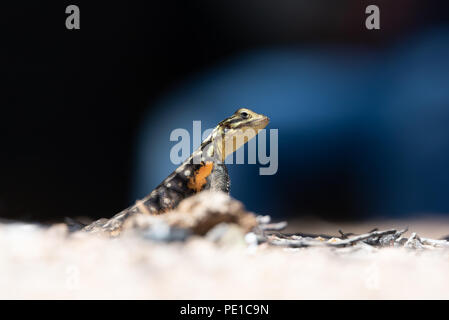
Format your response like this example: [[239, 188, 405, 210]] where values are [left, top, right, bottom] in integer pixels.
[[83, 108, 269, 234]]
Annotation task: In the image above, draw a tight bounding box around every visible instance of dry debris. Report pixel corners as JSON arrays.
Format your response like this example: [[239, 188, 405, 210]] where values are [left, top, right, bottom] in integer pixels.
[[254, 219, 449, 251], [78, 192, 449, 253]]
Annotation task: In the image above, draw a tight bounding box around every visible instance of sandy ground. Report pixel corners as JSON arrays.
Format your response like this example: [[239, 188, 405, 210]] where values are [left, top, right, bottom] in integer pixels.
[[1, 217, 449, 299]]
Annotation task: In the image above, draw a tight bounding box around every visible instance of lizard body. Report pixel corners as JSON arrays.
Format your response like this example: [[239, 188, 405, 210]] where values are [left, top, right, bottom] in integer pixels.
[[83, 108, 269, 234]]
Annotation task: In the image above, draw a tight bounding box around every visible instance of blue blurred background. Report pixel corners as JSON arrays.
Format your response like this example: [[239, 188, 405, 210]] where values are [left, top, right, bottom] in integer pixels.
[[133, 28, 449, 220], [131, 0, 449, 220], [3, 1, 449, 222]]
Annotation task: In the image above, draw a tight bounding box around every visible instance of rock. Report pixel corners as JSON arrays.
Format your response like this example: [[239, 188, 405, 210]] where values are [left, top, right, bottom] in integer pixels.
[[141, 221, 190, 242], [121, 214, 190, 241], [122, 191, 257, 237], [244, 232, 258, 246], [164, 191, 257, 235], [205, 223, 247, 247]]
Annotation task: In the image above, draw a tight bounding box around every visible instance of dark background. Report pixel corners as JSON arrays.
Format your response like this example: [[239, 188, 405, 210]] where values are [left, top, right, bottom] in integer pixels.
[[2, 1, 449, 222]]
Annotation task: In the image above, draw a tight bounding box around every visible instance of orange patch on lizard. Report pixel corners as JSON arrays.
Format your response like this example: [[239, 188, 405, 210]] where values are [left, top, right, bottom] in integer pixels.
[[187, 162, 214, 192]]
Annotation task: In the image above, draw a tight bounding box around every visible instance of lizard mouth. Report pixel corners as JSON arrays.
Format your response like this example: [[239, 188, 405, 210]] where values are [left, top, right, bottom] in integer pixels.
[[247, 116, 269, 130]]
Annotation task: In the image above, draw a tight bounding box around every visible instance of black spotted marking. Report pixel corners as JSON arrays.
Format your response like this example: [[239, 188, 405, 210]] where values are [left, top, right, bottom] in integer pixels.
[[123, 160, 207, 215]]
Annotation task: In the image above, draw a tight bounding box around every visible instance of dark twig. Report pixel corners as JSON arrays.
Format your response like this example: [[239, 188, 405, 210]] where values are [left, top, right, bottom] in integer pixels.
[[285, 232, 334, 240], [328, 229, 397, 247], [267, 236, 325, 248], [338, 229, 355, 239]]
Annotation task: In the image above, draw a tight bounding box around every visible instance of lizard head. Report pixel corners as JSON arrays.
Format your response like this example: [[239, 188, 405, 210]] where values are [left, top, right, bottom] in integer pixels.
[[219, 108, 270, 131], [214, 108, 270, 162]]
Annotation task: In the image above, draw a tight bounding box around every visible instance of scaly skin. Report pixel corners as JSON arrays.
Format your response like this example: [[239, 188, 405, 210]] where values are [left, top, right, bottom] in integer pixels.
[[83, 108, 269, 234]]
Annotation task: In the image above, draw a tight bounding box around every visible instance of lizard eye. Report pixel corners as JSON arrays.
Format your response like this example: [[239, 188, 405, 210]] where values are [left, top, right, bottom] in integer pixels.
[[240, 111, 249, 119]]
